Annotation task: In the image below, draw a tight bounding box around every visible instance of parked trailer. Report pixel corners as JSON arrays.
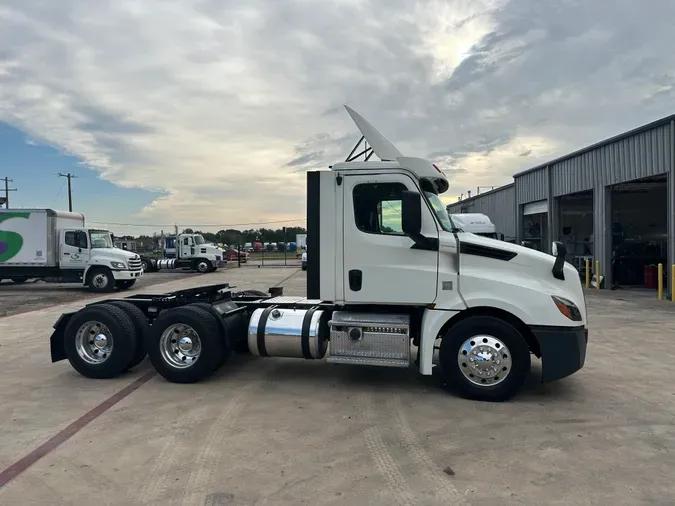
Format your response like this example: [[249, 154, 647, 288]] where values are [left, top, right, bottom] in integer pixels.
[[48, 106, 588, 401]]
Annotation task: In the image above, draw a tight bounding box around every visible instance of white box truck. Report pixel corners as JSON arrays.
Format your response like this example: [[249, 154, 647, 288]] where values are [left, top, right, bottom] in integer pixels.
[[0, 209, 143, 292], [48, 107, 587, 401]]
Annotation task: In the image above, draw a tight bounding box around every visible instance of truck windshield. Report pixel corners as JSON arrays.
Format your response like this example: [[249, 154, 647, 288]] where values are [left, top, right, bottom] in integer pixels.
[[422, 189, 455, 232], [90, 230, 113, 249], [194, 235, 205, 245]]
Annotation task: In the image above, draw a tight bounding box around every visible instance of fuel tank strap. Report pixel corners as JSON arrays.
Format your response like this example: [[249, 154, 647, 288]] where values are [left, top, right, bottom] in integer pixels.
[[257, 305, 277, 357], [301, 306, 320, 359]]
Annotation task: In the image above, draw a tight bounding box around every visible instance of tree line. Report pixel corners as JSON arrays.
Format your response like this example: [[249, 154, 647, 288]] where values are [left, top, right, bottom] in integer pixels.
[[181, 227, 307, 246]]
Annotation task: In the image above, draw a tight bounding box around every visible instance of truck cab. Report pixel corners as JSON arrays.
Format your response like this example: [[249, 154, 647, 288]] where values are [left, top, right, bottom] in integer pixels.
[[59, 228, 143, 292]]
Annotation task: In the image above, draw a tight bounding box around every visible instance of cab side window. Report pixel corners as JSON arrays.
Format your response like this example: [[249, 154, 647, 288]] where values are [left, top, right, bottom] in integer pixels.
[[353, 183, 406, 235], [65, 231, 77, 247]]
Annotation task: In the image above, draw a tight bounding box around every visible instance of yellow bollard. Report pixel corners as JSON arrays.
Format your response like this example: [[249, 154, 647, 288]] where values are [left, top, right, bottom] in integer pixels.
[[658, 263, 663, 300], [595, 260, 600, 290], [585, 259, 590, 289]]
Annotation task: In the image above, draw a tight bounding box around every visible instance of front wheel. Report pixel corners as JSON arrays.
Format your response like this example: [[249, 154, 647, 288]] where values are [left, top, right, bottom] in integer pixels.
[[194, 259, 212, 273], [438, 315, 531, 402], [87, 268, 115, 293]]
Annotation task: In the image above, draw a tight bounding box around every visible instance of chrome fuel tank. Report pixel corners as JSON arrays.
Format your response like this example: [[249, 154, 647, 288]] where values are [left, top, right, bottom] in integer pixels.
[[248, 306, 327, 359]]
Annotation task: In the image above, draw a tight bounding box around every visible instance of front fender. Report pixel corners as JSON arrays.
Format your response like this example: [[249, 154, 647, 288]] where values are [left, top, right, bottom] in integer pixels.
[[51, 312, 75, 362]]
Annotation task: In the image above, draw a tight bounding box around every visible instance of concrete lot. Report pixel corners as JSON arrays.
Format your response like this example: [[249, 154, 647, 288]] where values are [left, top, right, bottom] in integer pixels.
[[0, 269, 674, 505], [0, 271, 203, 317]]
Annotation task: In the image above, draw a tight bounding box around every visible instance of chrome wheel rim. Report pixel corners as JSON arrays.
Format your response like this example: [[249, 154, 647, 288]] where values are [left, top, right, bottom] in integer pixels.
[[197, 262, 210, 273], [92, 273, 109, 289], [457, 335, 512, 387], [141, 261, 148, 271], [75, 321, 113, 364], [160, 324, 201, 368]]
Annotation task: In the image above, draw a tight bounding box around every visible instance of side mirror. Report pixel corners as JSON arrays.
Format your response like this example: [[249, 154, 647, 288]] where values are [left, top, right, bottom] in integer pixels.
[[401, 190, 422, 237], [551, 240, 566, 280]]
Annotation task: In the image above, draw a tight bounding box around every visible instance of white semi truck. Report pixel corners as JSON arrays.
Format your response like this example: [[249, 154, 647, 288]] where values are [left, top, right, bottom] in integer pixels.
[[141, 233, 225, 273], [48, 107, 587, 401], [0, 209, 142, 292]]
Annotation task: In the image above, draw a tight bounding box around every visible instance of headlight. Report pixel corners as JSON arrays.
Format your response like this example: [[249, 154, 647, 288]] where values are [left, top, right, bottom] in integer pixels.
[[111, 261, 127, 269], [551, 295, 582, 322]]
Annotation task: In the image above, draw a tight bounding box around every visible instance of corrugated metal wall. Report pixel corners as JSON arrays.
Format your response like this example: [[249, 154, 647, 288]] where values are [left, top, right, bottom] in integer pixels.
[[515, 168, 548, 203], [446, 185, 516, 239], [551, 123, 672, 196]]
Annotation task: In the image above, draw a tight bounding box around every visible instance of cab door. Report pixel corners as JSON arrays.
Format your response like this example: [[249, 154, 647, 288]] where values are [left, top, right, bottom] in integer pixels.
[[342, 173, 438, 305], [180, 236, 195, 259], [60, 229, 90, 269]]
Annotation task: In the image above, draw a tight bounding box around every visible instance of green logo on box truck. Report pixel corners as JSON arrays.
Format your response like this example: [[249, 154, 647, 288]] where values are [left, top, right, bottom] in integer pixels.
[[0, 212, 30, 262]]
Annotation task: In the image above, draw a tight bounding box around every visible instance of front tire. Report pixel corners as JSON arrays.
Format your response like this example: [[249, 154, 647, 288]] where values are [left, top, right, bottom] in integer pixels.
[[194, 259, 212, 274], [438, 315, 531, 402], [87, 268, 115, 293], [146, 306, 226, 383], [63, 304, 137, 379]]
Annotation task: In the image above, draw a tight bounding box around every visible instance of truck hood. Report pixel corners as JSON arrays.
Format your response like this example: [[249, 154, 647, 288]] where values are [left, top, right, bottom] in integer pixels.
[[454, 232, 586, 322], [103, 248, 140, 260]]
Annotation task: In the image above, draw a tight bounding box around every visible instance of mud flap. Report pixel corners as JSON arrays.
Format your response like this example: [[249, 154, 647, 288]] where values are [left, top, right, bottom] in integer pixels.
[[50, 312, 75, 362]]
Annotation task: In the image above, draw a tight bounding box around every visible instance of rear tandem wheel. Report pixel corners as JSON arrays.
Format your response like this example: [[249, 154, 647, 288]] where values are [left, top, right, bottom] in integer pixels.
[[63, 304, 137, 379], [146, 306, 227, 383]]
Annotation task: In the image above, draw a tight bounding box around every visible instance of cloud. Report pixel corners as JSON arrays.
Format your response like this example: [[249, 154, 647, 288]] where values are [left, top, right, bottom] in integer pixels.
[[1, 0, 675, 233]]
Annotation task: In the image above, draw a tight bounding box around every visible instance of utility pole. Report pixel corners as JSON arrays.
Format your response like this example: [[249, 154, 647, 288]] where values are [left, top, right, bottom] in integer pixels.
[[57, 173, 78, 212], [1, 177, 17, 209]]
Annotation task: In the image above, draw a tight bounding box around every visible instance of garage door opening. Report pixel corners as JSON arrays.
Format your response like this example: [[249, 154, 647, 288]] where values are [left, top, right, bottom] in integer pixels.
[[558, 190, 594, 276], [611, 175, 668, 291], [522, 200, 548, 252]]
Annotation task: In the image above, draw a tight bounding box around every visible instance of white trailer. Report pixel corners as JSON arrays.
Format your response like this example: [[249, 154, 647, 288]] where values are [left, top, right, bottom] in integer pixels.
[[0, 209, 142, 292], [48, 107, 587, 401], [296, 234, 307, 249], [449, 213, 503, 240]]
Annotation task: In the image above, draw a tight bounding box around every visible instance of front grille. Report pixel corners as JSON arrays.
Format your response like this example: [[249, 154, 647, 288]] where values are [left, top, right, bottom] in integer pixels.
[[215, 255, 221, 261], [128, 257, 143, 271]]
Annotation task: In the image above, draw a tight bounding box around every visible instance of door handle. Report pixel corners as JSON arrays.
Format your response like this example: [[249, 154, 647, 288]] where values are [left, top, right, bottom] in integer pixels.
[[348, 270, 362, 292], [63, 253, 70, 256]]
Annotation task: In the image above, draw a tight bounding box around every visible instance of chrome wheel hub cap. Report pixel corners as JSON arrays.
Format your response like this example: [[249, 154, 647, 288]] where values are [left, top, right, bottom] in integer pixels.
[[75, 321, 113, 364], [457, 335, 512, 387], [160, 324, 201, 369], [93, 274, 108, 288]]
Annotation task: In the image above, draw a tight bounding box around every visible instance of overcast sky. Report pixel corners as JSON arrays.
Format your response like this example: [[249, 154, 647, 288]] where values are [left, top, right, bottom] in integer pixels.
[[1, 0, 674, 234]]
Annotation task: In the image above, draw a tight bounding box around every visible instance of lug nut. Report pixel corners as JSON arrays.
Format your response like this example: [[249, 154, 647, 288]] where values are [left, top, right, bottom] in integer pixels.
[[89, 340, 94, 345], [94, 349, 99, 354], [171, 339, 177, 344]]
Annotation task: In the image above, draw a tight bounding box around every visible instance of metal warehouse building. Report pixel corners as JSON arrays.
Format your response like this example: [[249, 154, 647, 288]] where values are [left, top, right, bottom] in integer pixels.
[[447, 114, 675, 295]]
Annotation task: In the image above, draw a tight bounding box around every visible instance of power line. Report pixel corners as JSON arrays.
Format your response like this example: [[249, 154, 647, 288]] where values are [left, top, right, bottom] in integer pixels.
[[1, 177, 17, 209], [87, 218, 307, 228], [57, 173, 78, 212]]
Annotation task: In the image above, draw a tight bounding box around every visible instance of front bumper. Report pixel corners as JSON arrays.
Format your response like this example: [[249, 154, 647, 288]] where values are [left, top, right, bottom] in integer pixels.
[[530, 325, 588, 382], [111, 269, 143, 280]]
